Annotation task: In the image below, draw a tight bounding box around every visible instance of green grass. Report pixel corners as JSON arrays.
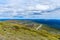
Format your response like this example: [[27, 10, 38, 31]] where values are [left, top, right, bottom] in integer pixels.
[[0, 20, 60, 40]]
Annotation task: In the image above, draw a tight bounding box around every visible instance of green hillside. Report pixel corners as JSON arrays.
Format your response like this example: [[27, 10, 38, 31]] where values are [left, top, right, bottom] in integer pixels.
[[0, 20, 60, 40]]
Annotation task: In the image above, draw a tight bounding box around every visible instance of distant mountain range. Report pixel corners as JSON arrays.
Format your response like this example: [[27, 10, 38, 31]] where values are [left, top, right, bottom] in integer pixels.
[[0, 19, 60, 29]]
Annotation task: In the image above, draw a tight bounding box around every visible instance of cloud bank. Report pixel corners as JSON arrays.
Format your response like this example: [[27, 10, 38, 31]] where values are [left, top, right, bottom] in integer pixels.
[[0, 0, 60, 19]]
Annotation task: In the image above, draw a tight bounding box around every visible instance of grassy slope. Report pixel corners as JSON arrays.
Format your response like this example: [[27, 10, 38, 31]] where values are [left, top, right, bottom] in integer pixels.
[[0, 20, 60, 40]]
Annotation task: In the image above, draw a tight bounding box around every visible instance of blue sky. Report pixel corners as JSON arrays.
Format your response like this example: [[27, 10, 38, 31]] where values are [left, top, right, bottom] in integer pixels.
[[0, 0, 60, 19]]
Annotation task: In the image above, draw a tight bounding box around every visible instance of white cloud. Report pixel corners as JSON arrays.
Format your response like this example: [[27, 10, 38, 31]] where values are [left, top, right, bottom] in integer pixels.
[[0, 0, 60, 19], [35, 4, 50, 10]]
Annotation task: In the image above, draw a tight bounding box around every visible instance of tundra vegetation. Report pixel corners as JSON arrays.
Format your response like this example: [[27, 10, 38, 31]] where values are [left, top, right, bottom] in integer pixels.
[[0, 20, 60, 40]]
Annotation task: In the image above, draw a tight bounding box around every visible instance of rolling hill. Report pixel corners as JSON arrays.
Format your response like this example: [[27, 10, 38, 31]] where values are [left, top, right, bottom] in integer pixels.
[[0, 20, 60, 40]]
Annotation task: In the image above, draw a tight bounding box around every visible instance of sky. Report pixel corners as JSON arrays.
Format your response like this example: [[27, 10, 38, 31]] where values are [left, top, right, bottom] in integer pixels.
[[0, 0, 60, 19]]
